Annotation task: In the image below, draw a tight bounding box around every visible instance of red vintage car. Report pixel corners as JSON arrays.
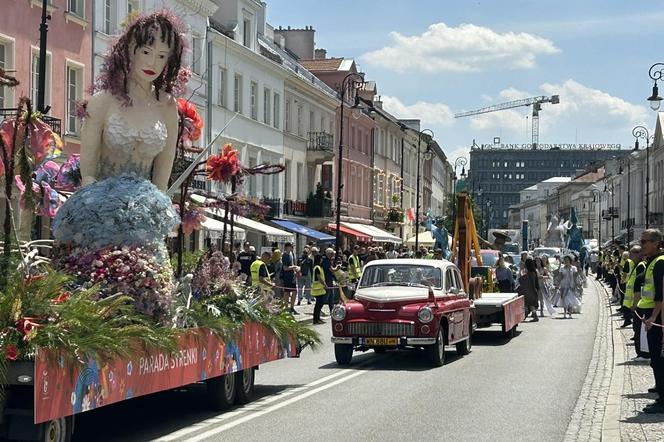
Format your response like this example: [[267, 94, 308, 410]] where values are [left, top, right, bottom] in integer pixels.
[[331, 259, 475, 367]]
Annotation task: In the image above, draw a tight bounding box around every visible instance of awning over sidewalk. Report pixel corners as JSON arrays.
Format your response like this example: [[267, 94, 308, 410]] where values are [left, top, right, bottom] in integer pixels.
[[205, 208, 294, 243], [201, 217, 246, 241], [271, 219, 336, 243], [327, 223, 372, 242], [341, 222, 402, 244]]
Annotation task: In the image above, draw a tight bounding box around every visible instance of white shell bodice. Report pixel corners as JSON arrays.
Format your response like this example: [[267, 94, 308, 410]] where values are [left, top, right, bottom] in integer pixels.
[[99, 113, 168, 180]]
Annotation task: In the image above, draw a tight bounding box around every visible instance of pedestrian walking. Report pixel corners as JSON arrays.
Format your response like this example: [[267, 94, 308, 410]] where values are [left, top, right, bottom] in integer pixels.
[[556, 255, 582, 319], [311, 254, 329, 325], [536, 256, 556, 316], [348, 245, 363, 298], [518, 257, 540, 321], [237, 241, 256, 285], [638, 229, 664, 414], [250, 251, 275, 301], [322, 248, 339, 314], [297, 246, 313, 306]]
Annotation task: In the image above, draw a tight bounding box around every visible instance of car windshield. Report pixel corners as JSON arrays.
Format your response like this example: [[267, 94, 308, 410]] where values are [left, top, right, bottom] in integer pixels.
[[359, 264, 443, 289]]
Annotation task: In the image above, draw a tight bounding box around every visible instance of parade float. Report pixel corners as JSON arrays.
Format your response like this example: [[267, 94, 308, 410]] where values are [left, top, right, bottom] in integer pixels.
[[0, 11, 318, 442]]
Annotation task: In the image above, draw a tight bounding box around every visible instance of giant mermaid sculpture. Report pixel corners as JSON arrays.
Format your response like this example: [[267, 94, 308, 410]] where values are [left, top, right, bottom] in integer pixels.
[[52, 11, 185, 320]]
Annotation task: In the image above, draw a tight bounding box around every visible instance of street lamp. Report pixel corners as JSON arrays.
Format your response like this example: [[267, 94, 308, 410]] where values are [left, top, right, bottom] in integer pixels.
[[647, 63, 664, 112], [591, 186, 601, 252], [484, 199, 493, 238], [604, 182, 615, 244], [334, 72, 364, 256], [452, 156, 468, 232], [415, 129, 434, 251], [632, 125, 650, 229]]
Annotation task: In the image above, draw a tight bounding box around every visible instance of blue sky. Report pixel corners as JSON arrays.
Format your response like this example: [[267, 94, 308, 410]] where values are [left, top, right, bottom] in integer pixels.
[[266, 0, 663, 163]]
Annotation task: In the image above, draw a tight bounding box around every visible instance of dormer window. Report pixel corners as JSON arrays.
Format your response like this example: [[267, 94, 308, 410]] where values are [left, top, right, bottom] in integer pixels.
[[243, 18, 251, 48]]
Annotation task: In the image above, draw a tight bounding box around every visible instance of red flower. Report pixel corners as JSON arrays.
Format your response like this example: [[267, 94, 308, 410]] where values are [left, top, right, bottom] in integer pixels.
[[6, 344, 18, 361], [53, 291, 71, 303], [177, 98, 203, 143], [206, 144, 240, 183], [15, 317, 42, 336]]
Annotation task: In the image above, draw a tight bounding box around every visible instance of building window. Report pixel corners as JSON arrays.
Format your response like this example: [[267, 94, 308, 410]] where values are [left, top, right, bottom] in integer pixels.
[[284, 159, 291, 200], [0, 40, 14, 109], [103, 0, 116, 34], [285, 99, 290, 132], [297, 104, 303, 137], [273, 92, 280, 129], [242, 18, 251, 48], [263, 87, 271, 125], [218, 68, 226, 107], [127, 0, 139, 14], [66, 64, 83, 135], [233, 74, 242, 113], [250, 81, 258, 120], [68, 0, 84, 16], [30, 50, 51, 108], [191, 35, 202, 75], [296, 162, 303, 200]]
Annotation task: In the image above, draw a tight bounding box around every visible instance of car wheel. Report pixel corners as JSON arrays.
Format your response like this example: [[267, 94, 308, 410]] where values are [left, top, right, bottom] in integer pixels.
[[456, 326, 472, 356], [426, 328, 446, 367], [234, 368, 255, 405], [335, 344, 353, 365], [207, 372, 237, 410]]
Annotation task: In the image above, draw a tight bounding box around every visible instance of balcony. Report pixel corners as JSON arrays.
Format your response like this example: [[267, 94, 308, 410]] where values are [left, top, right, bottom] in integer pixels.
[[283, 199, 307, 217], [1, 108, 61, 136], [307, 131, 335, 164], [306, 197, 332, 218], [261, 197, 281, 219]]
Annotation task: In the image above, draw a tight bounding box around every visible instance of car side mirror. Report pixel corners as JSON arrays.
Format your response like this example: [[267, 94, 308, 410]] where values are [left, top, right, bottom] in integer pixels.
[[449, 287, 459, 295]]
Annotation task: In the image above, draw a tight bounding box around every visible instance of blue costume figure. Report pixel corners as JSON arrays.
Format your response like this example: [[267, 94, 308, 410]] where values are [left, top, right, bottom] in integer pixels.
[[566, 208, 584, 253], [426, 210, 451, 259]]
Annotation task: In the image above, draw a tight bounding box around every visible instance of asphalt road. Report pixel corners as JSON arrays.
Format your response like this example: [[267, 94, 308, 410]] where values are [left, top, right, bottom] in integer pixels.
[[73, 282, 600, 442]]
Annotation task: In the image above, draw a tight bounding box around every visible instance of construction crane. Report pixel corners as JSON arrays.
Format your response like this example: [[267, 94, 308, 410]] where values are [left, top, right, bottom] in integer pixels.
[[454, 95, 560, 149]]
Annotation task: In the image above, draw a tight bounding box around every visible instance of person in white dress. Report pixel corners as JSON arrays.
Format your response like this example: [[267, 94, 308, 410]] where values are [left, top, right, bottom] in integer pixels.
[[536, 256, 556, 316], [558, 256, 582, 318]]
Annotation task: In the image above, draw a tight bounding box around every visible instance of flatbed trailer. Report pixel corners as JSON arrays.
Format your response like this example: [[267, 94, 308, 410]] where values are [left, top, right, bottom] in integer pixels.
[[0, 323, 297, 442], [473, 292, 525, 337]]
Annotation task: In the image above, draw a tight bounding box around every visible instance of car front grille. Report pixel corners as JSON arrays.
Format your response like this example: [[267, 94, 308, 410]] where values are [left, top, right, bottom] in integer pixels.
[[346, 322, 415, 337]]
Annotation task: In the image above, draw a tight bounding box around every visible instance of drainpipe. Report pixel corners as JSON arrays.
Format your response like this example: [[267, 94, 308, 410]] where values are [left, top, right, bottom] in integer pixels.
[[400, 136, 405, 240]]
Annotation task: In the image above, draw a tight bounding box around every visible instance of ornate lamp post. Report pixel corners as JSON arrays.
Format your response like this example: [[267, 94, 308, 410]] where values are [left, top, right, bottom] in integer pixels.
[[415, 129, 434, 250], [591, 186, 602, 252], [334, 72, 364, 256], [647, 63, 664, 111], [604, 181, 615, 244], [632, 125, 650, 229]]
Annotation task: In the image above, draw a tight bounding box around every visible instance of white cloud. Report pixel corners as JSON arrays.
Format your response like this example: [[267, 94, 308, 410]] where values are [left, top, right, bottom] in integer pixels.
[[464, 80, 649, 138], [381, 95, 455, 126], [361, 22, 559, 73]]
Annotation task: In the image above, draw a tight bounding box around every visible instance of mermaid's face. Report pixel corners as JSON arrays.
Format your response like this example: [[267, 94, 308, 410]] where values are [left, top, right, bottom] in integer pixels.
[[130, 28, 170, 84]]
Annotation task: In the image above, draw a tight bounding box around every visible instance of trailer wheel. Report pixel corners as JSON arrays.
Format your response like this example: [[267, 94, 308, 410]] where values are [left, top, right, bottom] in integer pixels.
[[456, 325, 472, 356], [39, 416, 72, 442], [426, 328, 446, 367], [207, 372, 237, 410], [335, 344, 353, 366], [234, 368, 255, 405]]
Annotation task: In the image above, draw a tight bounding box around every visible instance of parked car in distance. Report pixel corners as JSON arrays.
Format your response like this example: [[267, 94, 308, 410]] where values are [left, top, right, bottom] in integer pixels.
[[330, 259, 475, 367]]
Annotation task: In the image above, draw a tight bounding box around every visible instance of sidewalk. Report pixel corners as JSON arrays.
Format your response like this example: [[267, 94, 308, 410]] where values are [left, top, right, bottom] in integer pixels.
[[589, 278, 664, 441]]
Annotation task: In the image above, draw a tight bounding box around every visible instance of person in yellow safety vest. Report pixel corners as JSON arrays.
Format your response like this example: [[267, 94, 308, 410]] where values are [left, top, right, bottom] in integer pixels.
[[638, 229, 664, 414], [618, 251, 635, 319], [311, 254, 329, 325], [250, 251, 275, 297], [625, 246, 647, 358], [621, 247, 640, 328], [348, 246, 363, 281]]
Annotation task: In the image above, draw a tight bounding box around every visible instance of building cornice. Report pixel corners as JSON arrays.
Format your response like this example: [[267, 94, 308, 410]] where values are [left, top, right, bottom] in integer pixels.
[[210, 30, 289, 79], [179, 0, 218, 16]]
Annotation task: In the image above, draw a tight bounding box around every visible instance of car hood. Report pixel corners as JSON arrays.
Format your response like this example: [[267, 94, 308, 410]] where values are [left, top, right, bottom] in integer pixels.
[[354, 286, 445, 304]]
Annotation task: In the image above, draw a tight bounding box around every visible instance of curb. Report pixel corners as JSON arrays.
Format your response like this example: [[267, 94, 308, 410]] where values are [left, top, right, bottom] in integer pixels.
[[600, 281, 623, 442]]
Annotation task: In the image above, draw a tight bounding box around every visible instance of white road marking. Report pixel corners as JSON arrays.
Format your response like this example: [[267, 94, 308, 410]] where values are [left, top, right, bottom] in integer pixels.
[[187, 370, 367, 441], [153, 366, 369, 442]]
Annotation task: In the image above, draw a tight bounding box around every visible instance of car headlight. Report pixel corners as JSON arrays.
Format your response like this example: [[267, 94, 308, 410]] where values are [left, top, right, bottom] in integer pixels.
[[418, 306, 434, 323], [331, 305, 347, 321]]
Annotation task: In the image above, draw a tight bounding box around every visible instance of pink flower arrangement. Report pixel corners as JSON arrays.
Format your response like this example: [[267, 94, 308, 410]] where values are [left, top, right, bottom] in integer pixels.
[[53, 245, 175, 322], [176, 202, 207, 235], [177, 98, 203, 148], [206, 144, 241, 183]]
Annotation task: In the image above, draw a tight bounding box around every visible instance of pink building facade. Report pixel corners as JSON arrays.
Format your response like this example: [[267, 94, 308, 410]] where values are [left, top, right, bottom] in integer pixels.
[[300, 58, 374, 223], [0, 0, 92, 154]]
